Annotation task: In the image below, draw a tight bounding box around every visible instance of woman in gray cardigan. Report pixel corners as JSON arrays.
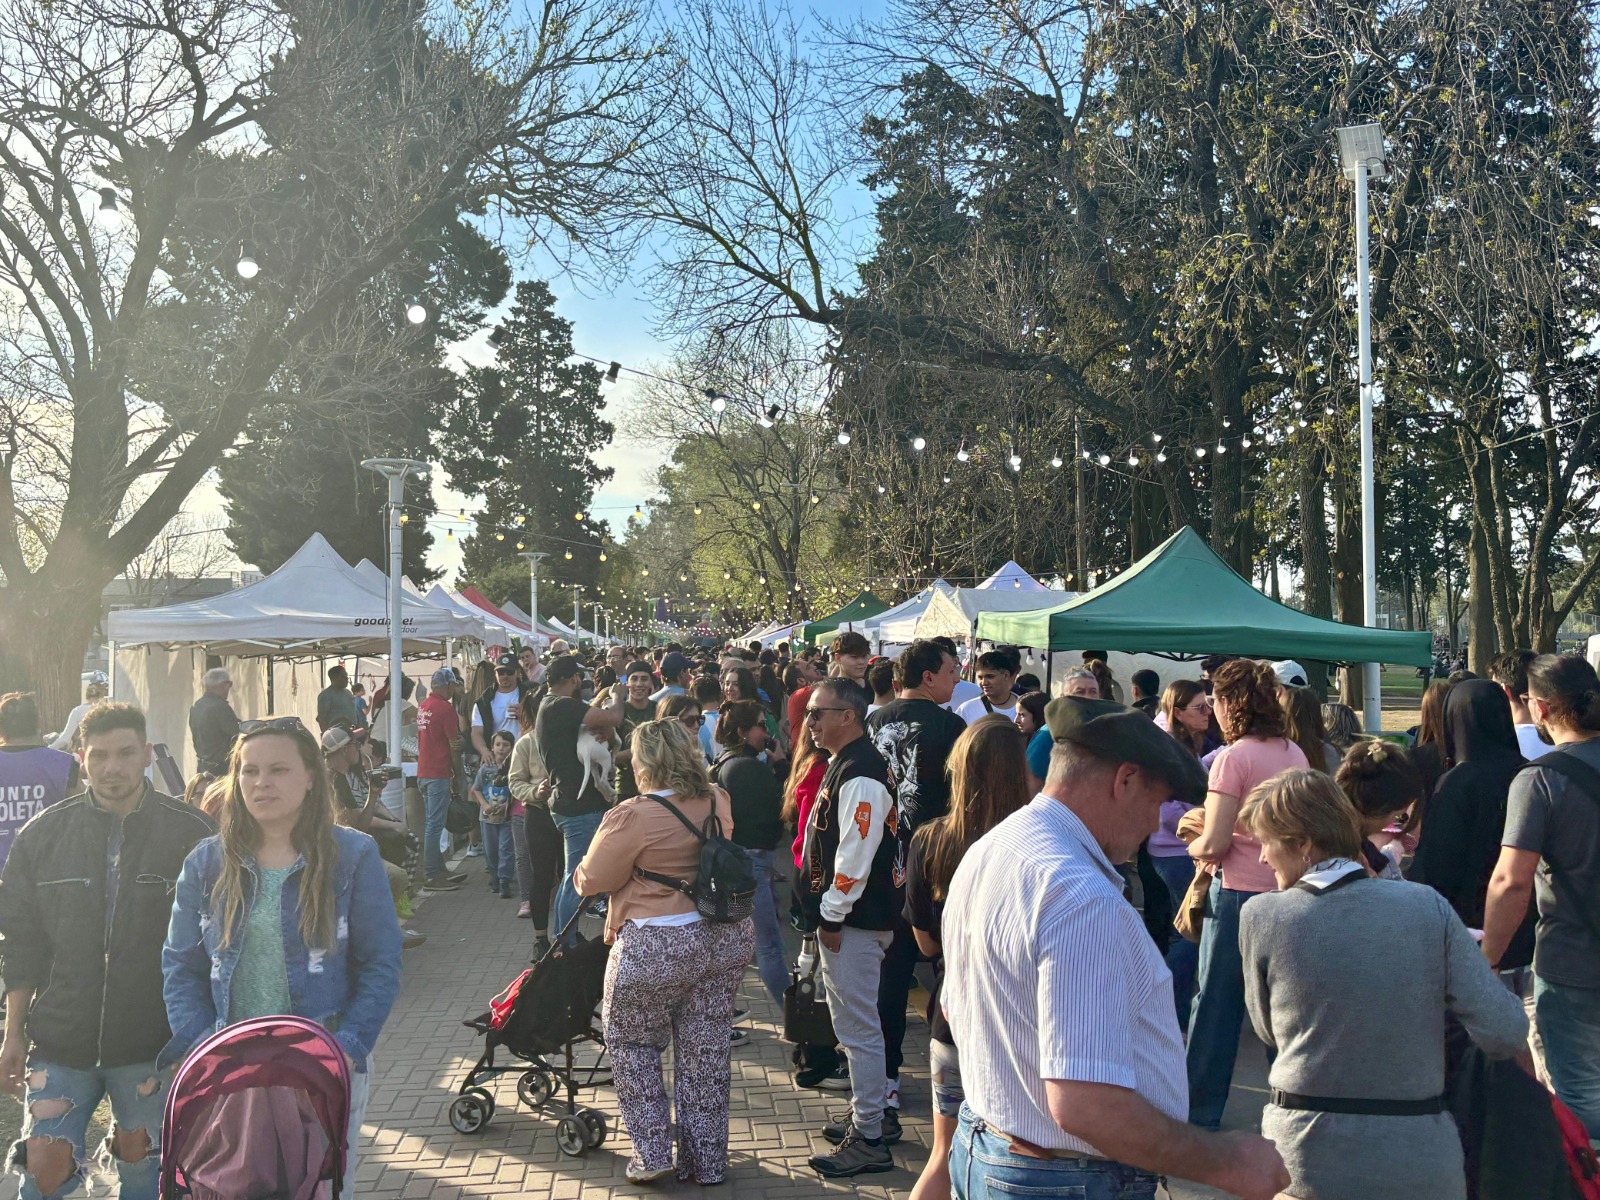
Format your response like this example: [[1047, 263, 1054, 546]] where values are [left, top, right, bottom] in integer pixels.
[[1239, 769, 1527, 1200]]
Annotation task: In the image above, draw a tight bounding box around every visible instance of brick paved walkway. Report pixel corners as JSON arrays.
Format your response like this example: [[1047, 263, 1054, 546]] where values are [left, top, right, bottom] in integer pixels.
[[356, 856, 1267, 1200]]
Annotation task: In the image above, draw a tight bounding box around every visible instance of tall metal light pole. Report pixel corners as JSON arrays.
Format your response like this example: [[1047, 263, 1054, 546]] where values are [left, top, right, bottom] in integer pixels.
[[361, 458, 429, 775], [519, 551, 549, 650], [573, 584, 586, 646], [1336, 122, 1388, 734]]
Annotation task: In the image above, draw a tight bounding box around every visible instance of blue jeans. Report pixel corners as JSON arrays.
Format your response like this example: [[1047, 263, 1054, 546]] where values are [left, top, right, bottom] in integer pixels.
[[950, 1104, 1158, 1199], [340, 1057, 371, 1200], [551, 809, 605, 939], [419, 777, 452, 878], [745, 847, 789, 1004], [1151, 854, 1200, 1030], [1535, 976, 1600, 1139], [17, 1057, 168, 1200], [1186, 878, 1263, 1128], [480, 818, 514, 886]]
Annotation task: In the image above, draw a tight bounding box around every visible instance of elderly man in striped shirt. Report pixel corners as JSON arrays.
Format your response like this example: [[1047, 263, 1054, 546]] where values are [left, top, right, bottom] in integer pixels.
[[941, 696, 1289, 1200]]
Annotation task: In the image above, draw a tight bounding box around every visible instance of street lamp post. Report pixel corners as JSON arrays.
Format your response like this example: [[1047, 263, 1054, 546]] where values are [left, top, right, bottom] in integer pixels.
[[519, 551, 549, 652], [573, 585, 585, 646], [1336, 122, 1387, 734], [361, 458, 430, 776]]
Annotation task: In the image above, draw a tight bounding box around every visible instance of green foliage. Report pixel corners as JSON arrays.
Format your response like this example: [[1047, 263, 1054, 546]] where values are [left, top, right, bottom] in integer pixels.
[[441, 280, 614, 606]]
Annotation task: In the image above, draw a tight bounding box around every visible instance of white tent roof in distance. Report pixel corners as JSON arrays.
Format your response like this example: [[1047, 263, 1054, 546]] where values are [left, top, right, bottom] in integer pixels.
[[106, 532, 485, 656], [977, 560, 1050, 591]]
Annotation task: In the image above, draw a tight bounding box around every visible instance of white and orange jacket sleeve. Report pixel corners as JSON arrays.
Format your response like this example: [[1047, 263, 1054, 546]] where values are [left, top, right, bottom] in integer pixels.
[[818, 775, 894, 929]]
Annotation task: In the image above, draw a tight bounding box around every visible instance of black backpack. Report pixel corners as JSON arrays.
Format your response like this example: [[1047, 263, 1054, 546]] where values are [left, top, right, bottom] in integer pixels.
[[635, 793, 757, 924]]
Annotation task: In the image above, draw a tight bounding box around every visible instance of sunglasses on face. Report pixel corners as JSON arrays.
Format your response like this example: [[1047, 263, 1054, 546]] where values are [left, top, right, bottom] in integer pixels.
[[496, 667, 517, 676], [805, 706, 851, 719]]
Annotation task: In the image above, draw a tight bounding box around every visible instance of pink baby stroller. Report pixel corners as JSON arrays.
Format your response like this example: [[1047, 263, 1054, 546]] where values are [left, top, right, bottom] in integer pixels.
[[160, 1016, 352, 1200]]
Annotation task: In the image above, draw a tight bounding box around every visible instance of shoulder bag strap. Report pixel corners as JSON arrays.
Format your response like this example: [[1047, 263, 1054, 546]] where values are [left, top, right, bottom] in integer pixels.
[[1518, 750, 1600, 946], [634, 792, 707, 897]]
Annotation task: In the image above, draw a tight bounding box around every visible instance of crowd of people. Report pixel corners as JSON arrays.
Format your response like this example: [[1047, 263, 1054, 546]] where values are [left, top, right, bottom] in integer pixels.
[[0, 630, 1595, 1199]]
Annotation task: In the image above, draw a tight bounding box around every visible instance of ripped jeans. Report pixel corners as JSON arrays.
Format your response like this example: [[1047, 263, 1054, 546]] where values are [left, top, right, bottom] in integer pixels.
[[14, 1057, 167, 1200]]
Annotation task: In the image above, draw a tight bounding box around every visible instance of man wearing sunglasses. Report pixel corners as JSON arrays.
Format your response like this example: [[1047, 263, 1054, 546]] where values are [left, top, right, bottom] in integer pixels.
[[792, 679, 901, 1179], [471, 653, 532, 762]]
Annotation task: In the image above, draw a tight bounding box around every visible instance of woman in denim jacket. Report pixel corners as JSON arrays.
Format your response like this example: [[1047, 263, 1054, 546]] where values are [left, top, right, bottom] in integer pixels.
[[162, 716, 402, 1198]]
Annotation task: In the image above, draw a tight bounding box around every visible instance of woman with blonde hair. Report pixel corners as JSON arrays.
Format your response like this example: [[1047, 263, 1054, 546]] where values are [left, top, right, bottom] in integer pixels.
[[904, 716, 1032, 1200], [163, 716, 403, 1198], [1185, 659, 1309, 1128], [573, 719, 755, 1185], [1238, 769, 1525, 1200]]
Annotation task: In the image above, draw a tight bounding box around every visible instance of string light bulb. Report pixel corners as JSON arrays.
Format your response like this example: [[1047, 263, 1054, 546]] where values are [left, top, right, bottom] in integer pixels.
[[810, 494, 820, 505], [1128, 453, 1139, 466], [1009, 453, 1023, 470], [1097, 453, 1110, 466], [633, 504, 643, 519], [95, 187, 119, 224], [912, 434, 926, 451], [1152, 433, 1163, 443], [1157, 450, 1168, 463], [405, 299, 428, 325], [956, 443, 970, 462], [516, 541, 525, 550], [1195, 446, 1207, 458], [495, 532, 505, 540], [837, 423, 852, 446], [236, 241, 260, 280], [876, 484, 886, 495], [1215, 443, 1226, 455], [1051, 455, 1063, 469], [599, 551, 608, 562], [751, 500, 761, 511], [564, 549, 573, 561], [692, 504, 702, 516], [574, 511, 585, 521]]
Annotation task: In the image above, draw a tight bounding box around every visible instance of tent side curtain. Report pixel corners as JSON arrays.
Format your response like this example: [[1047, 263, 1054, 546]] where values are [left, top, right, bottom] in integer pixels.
[[974, 527, 1432, 666]]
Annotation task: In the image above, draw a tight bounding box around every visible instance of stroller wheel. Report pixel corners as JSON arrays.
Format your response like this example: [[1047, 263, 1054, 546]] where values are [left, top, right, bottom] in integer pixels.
[[555, 1115, 590, 1157], [578, 1107, 608, 1147], [517, 1069, 556, 1109], [448, 1094, 491, 1135], [465, 1087, 497, 1118]]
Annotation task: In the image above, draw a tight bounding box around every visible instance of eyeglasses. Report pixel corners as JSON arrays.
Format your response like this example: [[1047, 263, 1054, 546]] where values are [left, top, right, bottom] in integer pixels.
[[678, 714, 701, 727], [805, 706, 851, 719], [495, 667, 517, 675], [240, 716, 308, 737]]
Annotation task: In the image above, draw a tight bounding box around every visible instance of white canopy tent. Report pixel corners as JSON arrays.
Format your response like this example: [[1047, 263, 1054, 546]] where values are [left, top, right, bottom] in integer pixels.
[[495, 600, 563, 646], [819, 581, 954, 649], [425, 584, 514, 645], [977, 561, 1050, 591], [106, 534, 485, 773], [911, 586, 1075, 642]]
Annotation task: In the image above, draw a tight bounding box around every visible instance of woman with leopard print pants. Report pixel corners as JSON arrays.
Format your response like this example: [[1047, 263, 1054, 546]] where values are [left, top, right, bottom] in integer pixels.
[[575, 718, 756, 1185]]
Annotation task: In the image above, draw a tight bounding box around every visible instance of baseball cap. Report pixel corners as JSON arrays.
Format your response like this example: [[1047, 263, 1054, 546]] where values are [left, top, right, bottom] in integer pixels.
[[320, 727, 354, 755], [430, 667, 457, 687], [495, 652, 518, 671], [1044, 696, 1207, 803], [1270, 660, 1309, 688], [625, 660, 655, 678], [660, 651, 692, 679], [546, 655, 583, 685]]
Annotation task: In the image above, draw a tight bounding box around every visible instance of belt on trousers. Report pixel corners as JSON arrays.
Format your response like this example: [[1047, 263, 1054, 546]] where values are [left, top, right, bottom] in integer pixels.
[[1270, 1089, 1445, 1116], [988, 1128, 1107, 1162]]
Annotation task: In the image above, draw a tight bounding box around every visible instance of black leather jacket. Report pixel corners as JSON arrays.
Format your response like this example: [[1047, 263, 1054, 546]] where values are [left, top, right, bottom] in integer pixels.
[[0, 785, 214, 1068]]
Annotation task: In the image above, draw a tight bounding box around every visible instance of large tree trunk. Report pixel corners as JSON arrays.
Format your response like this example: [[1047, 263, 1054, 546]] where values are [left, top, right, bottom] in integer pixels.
[[1468, 515, 1498, 674], [0, 576, 104, 733], [1298, 443, 1334, 697]]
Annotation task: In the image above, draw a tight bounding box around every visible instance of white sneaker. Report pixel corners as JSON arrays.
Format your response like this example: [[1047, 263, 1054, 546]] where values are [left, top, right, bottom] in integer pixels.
[[884, 1078, 900, 1109]]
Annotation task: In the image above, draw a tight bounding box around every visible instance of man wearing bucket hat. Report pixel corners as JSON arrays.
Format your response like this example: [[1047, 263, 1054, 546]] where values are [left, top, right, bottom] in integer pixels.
[[939, 696, 1289, 1200]]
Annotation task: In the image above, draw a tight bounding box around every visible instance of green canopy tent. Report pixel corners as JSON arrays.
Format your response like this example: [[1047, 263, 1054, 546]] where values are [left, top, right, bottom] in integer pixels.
[[801, 591, 890, 644], [976, 528, 1433, 666]]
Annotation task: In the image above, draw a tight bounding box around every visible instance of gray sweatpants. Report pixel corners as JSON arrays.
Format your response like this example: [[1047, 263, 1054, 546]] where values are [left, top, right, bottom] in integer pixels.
[[820, 926, 893, 1139]]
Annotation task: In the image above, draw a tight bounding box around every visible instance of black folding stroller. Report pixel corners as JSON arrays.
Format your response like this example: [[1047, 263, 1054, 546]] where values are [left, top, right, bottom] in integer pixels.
[[447, 906, 613, 1156]]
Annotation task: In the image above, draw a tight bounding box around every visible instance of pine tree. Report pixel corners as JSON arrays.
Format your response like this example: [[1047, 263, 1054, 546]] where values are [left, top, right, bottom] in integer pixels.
[[441, 280, 614, 616]]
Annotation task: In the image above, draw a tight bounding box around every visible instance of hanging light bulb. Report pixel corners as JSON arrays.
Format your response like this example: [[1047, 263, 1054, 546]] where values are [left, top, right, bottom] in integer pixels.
[[1008, 453, 1023, 471], [516, 540, 525, 550], [751, 500, 761, 511], [1097, 453, 1110, 466], [1216, 442, 1227, 455], [1157, 450, 1168, 463], [1222, 416, 1232, 428], [405, 298, 428, 325], [564, 548, 573, 561], [793, 582, 802, 592], [495, 531, 505, 540], [679, 572, 687, 582], [517, 514, 526, 525], [1299, 417, 1309, 428], [1242, 436, 1253, 449], [94, 187, 119, 225], [235, 242, 261, 280], [458, 509, 465, 519], [723, 570, 731, 580], [708, 389, 727, 413], [837, 423, 852, 446], [1128, 453, 1140, 466], [942, 474, 951, 484], [642, 568, 649, 577], [599, 551, 608, 562], [876, 484, 886, 495], [810, 494, 820, 505], [1152, 433, 1163, 443], [912, 434, 927, 451], [574, 511, 585, 521], [605, 361, 621, 383], [1195, 446, 1207, 458], [1051, 455, 1063, 469], [956, 443, 970, 462], [633, 504, 643, 519], [446, 529, 454, 540], [759, 574, 767, 584]]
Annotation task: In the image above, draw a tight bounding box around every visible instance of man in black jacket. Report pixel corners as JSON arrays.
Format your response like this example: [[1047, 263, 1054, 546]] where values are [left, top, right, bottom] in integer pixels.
[[0, 702, 214, 1200]]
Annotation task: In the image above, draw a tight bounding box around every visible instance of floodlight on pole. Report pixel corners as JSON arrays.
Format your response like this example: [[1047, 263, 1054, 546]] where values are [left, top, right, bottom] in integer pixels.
[[361, 457, 430, 781], [1336, 121, 1387, 733]]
